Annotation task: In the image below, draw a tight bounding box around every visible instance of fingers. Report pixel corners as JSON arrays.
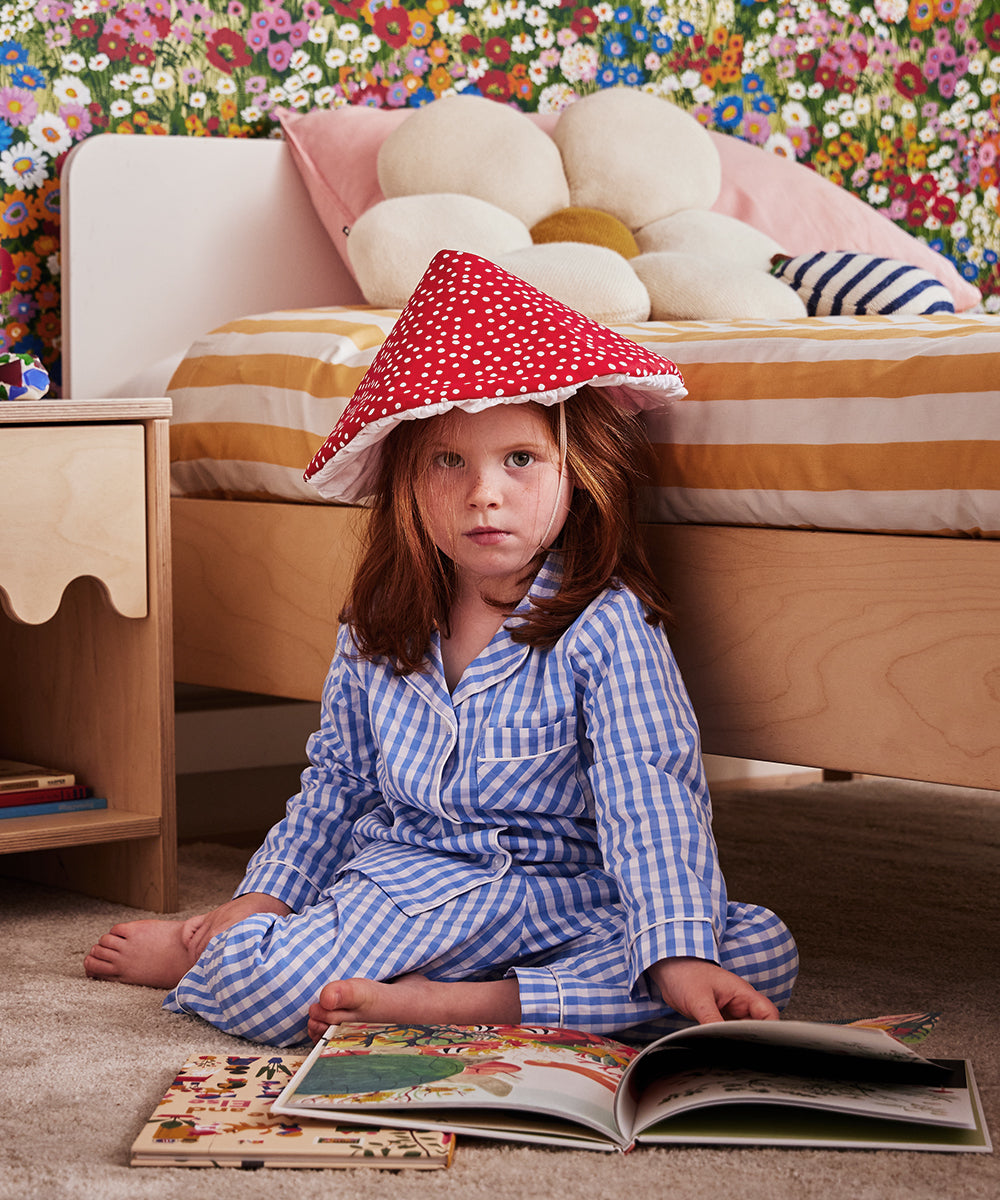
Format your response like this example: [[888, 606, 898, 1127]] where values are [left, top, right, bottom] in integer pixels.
[[186, 917, 224, 962], [648, 957, 781, 1025], [183, 895, 291, 962], [686, 997, 726, 1024], [715, 978, 780, 1022], [743, 990, 780, 1021]]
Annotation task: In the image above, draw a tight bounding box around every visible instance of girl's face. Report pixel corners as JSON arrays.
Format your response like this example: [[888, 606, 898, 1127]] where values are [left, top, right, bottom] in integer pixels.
[[417, 403, 572, 602]]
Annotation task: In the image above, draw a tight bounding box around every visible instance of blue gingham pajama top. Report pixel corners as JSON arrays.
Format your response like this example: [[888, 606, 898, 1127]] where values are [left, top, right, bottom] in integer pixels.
[[165, 558, 796, 1045]]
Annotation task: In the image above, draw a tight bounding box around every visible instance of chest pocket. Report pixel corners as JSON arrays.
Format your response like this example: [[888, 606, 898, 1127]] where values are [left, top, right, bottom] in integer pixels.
[[477, 716, 581, 814]]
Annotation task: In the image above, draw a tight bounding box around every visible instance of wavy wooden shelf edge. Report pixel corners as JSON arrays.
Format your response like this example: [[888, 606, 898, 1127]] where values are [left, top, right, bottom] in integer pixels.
[[0, 571, 147, 626]]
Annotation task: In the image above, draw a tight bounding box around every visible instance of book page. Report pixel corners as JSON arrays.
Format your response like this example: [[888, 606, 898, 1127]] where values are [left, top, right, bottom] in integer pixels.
[[630, 1061, 977, 1140], [613, 1016, 947, 1139], [628, 1061, 990, 1152], [275, 1023, 637, 1147], [630, 1018, 940, 1067]]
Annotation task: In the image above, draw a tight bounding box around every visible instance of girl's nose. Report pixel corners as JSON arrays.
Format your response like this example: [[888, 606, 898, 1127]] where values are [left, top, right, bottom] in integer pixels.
[[467, 468, 500, 508]]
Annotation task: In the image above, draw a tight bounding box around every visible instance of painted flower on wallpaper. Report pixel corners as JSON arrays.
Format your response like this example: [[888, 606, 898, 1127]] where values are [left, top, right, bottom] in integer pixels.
[[0, 0, 998, 388]]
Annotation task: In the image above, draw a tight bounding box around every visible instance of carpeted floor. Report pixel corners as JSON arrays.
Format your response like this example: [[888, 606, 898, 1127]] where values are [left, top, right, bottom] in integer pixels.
[[2, 776, 997, 1200]]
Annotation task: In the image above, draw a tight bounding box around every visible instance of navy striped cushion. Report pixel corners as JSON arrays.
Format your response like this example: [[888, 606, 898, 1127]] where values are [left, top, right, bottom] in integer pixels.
[[771, 251, 955, 316]]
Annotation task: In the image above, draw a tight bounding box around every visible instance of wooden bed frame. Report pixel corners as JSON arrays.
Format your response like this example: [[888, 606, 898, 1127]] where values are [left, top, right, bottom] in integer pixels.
[[62, 134, 1000, 791]]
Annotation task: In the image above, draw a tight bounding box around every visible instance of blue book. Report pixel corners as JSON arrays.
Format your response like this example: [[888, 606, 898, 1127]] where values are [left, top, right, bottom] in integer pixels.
[[0, 796, 107, 819]]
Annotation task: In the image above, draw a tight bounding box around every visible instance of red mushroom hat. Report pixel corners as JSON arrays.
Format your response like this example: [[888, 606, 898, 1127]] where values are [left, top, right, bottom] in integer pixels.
[[304, 249, 686, 503]]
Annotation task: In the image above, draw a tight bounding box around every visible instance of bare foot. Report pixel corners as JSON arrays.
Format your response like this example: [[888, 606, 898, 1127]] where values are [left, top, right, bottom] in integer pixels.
[[84, 916, 206, 989], [307, 973, 522, 1043]]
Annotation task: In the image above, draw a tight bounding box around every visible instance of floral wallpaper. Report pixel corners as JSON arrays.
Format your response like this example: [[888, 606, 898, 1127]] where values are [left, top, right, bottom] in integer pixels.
[[1, 0, 998, 392]]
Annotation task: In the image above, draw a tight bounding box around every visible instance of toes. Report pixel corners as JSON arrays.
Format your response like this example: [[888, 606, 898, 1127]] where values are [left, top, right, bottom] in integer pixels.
[[84, 953, 118, 980], [106, 921, 139, 939], [316, 980, 347, 1011], [86, 940, 117, 963], [312, 978, 372, 1026]]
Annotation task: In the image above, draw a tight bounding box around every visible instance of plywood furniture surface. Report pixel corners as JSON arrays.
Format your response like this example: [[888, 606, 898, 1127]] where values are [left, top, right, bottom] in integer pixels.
[[1, 423, 146, 624], [646, 524, 1000, 790], [0, 400, 177, 910], [173, 499, 1000, 791]]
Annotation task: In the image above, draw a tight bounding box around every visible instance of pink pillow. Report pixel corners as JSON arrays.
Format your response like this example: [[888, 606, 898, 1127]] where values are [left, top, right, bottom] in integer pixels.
[[278, 106, 411, 274], [709, 132, 979, 311], [278, 106, 979, 311]]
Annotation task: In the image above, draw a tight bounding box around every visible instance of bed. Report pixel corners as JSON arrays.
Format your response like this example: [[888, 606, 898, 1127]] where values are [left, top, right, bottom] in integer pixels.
[[61, 132, 1000, 792]]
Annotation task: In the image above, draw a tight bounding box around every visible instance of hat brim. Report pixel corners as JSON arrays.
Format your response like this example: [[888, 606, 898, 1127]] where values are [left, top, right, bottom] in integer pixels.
[[306, 373, 685, 504]]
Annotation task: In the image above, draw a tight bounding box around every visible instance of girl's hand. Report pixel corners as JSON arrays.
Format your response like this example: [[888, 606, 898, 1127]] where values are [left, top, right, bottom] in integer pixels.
[[647, 956, 779, 1025], [186, 893, 293, 962]]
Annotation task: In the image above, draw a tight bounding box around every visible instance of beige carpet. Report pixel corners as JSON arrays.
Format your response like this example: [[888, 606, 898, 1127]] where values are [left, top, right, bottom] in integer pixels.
[[2, 776, 997, 1200]]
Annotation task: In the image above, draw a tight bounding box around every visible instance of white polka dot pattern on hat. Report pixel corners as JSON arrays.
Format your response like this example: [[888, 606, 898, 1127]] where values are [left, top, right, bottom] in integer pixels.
[[304, 250, 685, 501]]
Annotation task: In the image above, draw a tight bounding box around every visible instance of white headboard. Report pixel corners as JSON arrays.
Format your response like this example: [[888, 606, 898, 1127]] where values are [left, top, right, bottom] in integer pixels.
[[61, 133, 362, 399]]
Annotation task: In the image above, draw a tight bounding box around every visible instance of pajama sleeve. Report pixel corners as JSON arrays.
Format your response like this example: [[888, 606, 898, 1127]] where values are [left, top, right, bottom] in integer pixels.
[[575, 588, 727, 995], [235, 625, 385, 911]]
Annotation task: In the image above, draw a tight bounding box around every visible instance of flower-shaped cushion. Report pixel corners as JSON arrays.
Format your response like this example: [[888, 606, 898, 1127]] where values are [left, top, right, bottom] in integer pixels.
[[345, 88, 807, 324]]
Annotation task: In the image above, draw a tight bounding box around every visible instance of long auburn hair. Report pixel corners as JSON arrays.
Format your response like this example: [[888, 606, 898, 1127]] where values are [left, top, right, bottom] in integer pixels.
[[341, 385, 671, 673]]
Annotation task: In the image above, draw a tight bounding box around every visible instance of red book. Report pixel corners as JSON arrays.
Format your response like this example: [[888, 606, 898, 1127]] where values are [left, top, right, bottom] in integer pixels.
[[0, 784, 92, 808]]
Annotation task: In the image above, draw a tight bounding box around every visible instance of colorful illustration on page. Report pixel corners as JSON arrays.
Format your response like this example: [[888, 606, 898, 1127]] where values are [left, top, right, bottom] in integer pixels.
[[298, 1023, 634, 1106]]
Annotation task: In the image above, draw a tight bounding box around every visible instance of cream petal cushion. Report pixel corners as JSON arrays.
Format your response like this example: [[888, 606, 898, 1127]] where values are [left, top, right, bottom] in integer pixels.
[[347, 194, 532, 308], [553, 88, 722, 232], [376, 95, 569, 231], [637, 210, 787, 273], [633, 251, 808, 321], [494, 243, 651, 324]]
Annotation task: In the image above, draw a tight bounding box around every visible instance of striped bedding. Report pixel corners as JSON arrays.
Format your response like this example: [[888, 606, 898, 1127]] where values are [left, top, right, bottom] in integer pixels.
[[167, 307, 1000, 538]]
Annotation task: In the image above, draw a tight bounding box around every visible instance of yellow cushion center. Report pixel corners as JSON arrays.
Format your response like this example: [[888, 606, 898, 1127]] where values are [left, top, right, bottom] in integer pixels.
[[530, 207, 640, 260]]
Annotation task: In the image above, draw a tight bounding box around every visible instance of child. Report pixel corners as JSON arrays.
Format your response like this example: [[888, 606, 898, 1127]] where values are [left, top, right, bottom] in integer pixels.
[[85, 251, 797, 1047]]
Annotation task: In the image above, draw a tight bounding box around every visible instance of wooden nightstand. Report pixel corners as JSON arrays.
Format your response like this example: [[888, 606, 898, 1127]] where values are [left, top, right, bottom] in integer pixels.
[[0, 399, 176, 910]]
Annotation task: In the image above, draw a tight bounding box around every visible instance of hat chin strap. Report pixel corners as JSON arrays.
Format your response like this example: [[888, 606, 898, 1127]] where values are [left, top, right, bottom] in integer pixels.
[[535, 402, 569, 555]]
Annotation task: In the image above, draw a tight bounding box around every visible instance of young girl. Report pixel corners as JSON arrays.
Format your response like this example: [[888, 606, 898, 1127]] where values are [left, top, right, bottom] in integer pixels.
[[85, 251, 797, 1047]]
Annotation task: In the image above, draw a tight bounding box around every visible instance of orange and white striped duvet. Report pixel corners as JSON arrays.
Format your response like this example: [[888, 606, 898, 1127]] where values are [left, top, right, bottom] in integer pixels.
[[168, 307, 1000, 538]]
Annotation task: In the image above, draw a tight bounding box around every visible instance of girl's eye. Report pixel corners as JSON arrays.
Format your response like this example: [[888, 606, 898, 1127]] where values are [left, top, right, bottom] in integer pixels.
[[507, 450, 534, 468], [434, 451, 464, 469]]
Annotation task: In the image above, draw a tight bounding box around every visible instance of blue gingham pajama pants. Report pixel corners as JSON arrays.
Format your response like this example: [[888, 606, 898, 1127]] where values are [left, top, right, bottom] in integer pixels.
[[164, 866, 798, 1046]]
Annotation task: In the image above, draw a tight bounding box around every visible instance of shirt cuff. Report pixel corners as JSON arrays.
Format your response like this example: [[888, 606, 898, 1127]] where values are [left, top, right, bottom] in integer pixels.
[[236, 861, 319, 912], [629, 918, 719, 992], [506, 965, 564, 1027]]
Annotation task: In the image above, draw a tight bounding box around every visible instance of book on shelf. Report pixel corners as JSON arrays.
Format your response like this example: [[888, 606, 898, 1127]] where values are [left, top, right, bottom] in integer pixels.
[[0, 796, 106, 820], [0, 784, 92, 808], [131, 1052, 455, 1170], [0, 758, 75, 792], [272, 1014, 991, 1154]]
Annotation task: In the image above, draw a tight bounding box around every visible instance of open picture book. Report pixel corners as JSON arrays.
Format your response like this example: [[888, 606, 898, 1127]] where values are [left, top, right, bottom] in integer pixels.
[[272, 1016, 991, 1154]]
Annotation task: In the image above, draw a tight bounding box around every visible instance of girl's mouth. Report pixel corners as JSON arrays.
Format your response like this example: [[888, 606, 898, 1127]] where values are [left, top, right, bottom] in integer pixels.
[[465, 527, 509, 546]]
